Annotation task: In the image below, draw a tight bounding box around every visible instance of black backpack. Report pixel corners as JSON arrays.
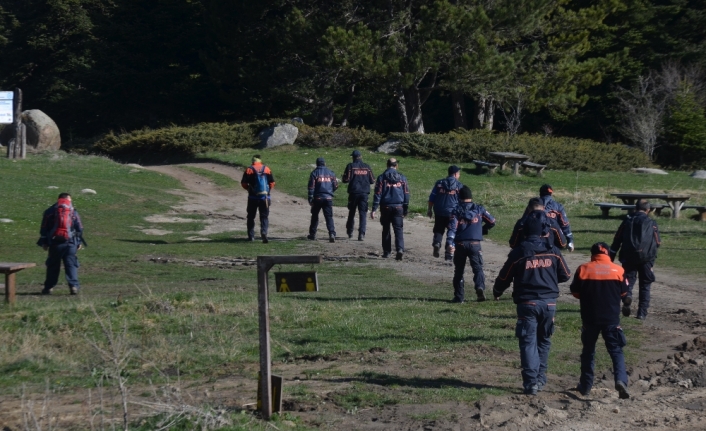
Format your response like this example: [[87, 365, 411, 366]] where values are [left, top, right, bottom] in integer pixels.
[[623, 214, 658, 262]]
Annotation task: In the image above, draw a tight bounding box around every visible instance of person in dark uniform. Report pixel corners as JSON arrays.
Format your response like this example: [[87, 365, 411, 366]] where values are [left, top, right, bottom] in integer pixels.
[[342, 150, 375, 241], [539, 184, 574, 252], [570, 242, 631, 399], [371, 158, 410, 260], [610, 199, 661, 320], [307, 157, 339, 242], [493, 210, 571, 395], [446, 185, 495, 303], [38, 193, 85, 295], [509, 197, 567, 250], [428, 165, 463, 261], [240, 155, 276, 243]]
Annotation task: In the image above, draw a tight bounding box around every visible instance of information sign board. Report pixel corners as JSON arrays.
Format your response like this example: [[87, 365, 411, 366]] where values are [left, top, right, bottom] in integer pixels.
[[274, 272, 319, 292], [0, 91, 13, 124]]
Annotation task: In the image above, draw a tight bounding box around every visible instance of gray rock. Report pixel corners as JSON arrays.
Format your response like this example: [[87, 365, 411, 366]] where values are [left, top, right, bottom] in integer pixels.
[[0, 218, 13, 223], [81, 188, 97, 194], [47, 186, 59, 189], [291, 117, 304, 124], [23, 110, 61, 152], [258, 123, 298, 149], [376, 139, 400, 154], [690, 170, 706, 179], [632, 167, 668, 175]]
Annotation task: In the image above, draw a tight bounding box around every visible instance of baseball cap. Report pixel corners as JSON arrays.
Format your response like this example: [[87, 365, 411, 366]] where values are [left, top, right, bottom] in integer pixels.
[[539, 184, 553, 196], [316, 157, 325, 166], [351, 150, 362, 158], [448, 165, 461, 176]]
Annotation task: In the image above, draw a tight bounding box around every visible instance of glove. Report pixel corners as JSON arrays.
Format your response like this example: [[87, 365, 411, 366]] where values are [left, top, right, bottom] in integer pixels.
[[567, 242, 574, 252], [482, 226, 489, 235]]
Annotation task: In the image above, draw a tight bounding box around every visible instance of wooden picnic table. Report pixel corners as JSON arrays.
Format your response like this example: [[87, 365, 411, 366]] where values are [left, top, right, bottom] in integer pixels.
[[610, 193, 691, 219], [1, 262, 37, 305], [488, 152, 530, 176]]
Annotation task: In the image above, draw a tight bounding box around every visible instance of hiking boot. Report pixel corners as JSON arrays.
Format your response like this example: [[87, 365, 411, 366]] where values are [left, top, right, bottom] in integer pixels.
[[615, 381, 630, 399], [576, 384, 591, 396], [537, 382, 545, 392], [382, 251, 391, 258], [329, 234, 336, 243], [635, 315, 646, 321], [347, 232, 353, 239], [247, 236, 255, 242], [524, 385, 538, 396], [307, 234, 316, 241], [395, 251, 403, 261], [41, 288, 53, 295], [261, 234, 269, 244], [70, 286, 79, 295], [476, 288, 486, 302], [451, 298, 465, 304], [433, 244, 441, 258], [358, 234, 364, 241], [622, 297, 632, 317]]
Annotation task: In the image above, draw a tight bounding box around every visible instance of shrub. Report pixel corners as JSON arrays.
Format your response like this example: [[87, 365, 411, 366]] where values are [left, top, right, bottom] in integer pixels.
[[392, 130, 652, 171], [296, 124, 385, 149]]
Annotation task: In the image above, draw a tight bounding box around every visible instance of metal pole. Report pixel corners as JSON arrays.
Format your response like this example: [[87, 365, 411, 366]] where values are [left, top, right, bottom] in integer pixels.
[[257, 256, 273, 420]]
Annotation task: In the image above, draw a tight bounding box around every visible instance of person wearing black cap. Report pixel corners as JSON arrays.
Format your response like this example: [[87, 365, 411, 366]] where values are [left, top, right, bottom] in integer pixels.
[[570, 242, 630, 399], [539, 184, 574, 252], [445, 185, 496, 303], [509, 197, 567, 250], [493, 210, 571, 395], [342, 150, 375, 241], [240, 155, 276, 243], [371, 158, 410, 260], [307, 157, 339, 242], [609, 199, 661, 320], [428, 165, 463, 260]]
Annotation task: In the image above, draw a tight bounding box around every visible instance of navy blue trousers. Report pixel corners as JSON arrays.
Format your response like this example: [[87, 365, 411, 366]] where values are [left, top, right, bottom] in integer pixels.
[[346, 193, 369, 236], [579, 324, 628, 391], [622, 260, 655, 318], [246, 198, 270, 238], [310, 199, 336, 237], [44, 242, 80, 290], [452, 241, 485, 302], [516, 299, 556, 390], [380, 205, 404, 253]]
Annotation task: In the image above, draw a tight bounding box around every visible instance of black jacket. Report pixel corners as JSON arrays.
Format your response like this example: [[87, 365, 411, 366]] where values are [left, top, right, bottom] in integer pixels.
[[570, 254, 629, 326], [509, 214, 567, 249], [342, 160, 375, 194], [493, 237, 571, 303], [610, 211, 661, 263]]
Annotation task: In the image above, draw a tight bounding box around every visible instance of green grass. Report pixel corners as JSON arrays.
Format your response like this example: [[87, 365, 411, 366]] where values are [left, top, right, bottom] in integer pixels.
[[201, 147, 706, 275], [0, 151, 693, 427]]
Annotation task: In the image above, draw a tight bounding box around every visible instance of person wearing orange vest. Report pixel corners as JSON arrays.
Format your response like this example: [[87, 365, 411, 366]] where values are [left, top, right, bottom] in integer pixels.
[[241, 155, 275, 243]]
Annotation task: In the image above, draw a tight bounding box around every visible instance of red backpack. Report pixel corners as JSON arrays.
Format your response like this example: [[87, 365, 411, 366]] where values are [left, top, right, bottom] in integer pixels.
[[50, 198, 74, 241]]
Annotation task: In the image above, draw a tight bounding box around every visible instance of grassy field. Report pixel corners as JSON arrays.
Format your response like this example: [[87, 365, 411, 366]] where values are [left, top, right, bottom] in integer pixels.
[[201, 146, 706, 275], [0, 150, 697, 429]]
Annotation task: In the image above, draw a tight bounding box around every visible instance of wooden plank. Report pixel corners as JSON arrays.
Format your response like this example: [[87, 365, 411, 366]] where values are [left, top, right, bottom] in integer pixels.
[[258, 261, 272, 419], [4, 272, 15, 305], [0, 263, 37, 272]]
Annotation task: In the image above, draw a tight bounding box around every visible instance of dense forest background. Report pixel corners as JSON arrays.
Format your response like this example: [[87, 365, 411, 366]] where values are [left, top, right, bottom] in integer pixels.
[[0, 0, 705, 165]]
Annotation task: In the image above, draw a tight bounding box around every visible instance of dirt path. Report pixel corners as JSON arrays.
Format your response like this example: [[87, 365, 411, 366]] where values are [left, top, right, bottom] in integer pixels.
[[136, 162, 706, 430]]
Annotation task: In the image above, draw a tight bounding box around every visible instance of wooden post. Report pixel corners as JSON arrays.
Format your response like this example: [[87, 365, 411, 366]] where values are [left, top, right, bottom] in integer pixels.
[[4, 273, 16, 305], [257, 255, 322, 420]]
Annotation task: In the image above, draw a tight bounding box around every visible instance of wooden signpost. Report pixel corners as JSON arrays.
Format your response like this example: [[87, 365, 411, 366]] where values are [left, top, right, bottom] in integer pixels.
[[257, 255, 322, 420]]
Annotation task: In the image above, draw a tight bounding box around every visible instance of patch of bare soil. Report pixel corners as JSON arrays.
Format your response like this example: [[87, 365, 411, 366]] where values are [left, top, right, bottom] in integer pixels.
[[3, 162, 705, 431]]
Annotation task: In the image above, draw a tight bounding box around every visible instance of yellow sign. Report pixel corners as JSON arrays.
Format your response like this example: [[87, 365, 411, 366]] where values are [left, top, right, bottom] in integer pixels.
[[274, 272, 319, 292]]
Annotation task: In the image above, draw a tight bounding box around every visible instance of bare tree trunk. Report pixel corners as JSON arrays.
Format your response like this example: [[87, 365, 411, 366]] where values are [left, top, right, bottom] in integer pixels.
[[341, 84, 355, 127], [484, 97, 495, 130], [317, 99, 334, 126], [396, 87, 409, 132], [473, 96, 486, 129], [403, 86, 425, 134], [451, 91, 468, 130]]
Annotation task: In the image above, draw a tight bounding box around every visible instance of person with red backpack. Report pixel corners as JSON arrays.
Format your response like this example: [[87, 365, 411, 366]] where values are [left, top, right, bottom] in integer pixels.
[[37, 193, 85, 295], [610, 199, 661, 320], [241, 155, 276, 243]]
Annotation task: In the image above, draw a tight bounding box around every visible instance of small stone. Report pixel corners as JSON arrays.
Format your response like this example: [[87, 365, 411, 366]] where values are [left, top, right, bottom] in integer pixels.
[[47, 186, 59, 189], [81, 188, 97, 194], [281, 420, 296, 428], [0, 218, 13, 223], [613, 407, 620, 414], [694, 359, 704, 367]]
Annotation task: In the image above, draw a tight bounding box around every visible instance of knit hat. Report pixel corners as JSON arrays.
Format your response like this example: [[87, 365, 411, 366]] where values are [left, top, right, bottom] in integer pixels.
[[539, 184, 553, 196], [448, 165, 461, 176], [316, 157, 326, 166], [252, 154, 262, 164], [459, 185, 473, 200], [351, 150, 362, 158], [524, 210, 545, 237], [590, 242, 611, 256]]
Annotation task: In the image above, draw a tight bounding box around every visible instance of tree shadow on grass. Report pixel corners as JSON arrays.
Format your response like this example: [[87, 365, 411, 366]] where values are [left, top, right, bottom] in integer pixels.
[[286, 295, 451, 303], [329, 371, 507, 392]]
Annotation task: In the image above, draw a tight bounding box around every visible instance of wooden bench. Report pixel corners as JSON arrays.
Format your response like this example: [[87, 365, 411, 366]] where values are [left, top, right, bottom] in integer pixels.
[[1, 262, 37, 305], [521, 161, 547, 176], [594, 203, 667, 218], [472, 160, 500, 174], [683, 205, 706, 221]]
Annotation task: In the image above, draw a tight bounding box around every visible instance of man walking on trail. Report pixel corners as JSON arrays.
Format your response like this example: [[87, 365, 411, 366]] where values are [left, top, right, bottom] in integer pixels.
[[307, 157, 339, 242], [428, 165, 463, 261], [342, 150, 375, 241], [446, 185, 495, 303], [509, 197, 567, 250], [38, 193, 85, 295], [571, 242, 631, 399], [610, 199, 661, 320], [493, 210, 571, 395], [539, 184, 574, 252], [371, 158, 410, 260], [241, 155, 275, 243]]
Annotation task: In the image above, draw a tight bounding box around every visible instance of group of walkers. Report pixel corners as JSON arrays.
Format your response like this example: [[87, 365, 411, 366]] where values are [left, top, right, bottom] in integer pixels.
[[38, 151, 661, 399]]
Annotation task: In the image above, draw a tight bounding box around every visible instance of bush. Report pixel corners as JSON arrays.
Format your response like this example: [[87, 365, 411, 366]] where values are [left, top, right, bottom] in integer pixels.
[[296, 124, 385, 148], [392, 130, 652, 171]]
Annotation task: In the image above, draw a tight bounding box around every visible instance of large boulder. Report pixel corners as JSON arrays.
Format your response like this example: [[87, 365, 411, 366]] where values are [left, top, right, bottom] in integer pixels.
[[23, 110, 61, 152], [691, 170, 706, 179], [631, 167, 668, 175], [258, 123, 298, 149], [376, 139, 400, 154]]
